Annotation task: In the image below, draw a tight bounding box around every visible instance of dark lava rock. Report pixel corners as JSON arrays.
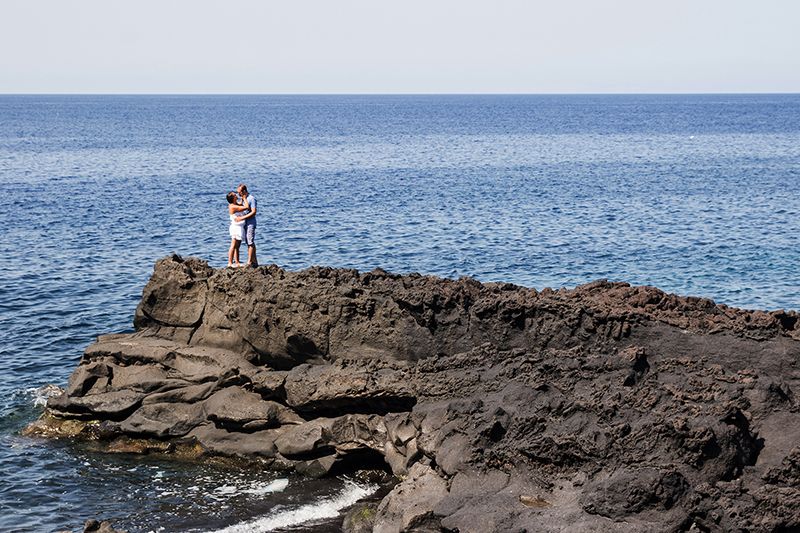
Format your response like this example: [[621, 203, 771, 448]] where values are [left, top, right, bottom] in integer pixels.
[[83, 519, 127, 533], [29, 255, 800, 532]]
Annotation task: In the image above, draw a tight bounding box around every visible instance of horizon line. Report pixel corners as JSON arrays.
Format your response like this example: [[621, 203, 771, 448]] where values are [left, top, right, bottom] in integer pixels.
[[1, 91, 799, 97]]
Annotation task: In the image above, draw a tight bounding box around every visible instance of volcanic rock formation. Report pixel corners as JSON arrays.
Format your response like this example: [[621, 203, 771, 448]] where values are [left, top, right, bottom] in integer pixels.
[[27, 255, 800, 532]]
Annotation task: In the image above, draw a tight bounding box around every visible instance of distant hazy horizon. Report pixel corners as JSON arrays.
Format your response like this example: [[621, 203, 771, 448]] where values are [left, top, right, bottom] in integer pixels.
[[2, 0, 799, 94], [3, 92, 800, 95]]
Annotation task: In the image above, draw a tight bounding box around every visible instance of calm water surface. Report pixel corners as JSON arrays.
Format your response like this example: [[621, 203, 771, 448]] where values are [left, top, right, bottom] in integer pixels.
[[0, 95, 798, 532]]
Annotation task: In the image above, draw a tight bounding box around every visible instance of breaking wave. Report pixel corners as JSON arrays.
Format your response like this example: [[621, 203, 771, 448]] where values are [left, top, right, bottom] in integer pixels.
[[208, 478, 377, 532]]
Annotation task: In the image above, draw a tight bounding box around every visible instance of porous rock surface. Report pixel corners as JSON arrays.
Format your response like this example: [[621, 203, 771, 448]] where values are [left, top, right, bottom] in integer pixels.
[[28, 255, 800, 532]]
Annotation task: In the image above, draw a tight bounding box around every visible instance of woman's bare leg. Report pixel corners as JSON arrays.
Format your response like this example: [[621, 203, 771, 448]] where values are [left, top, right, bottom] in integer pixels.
[[228, 238, 237, 267], [233, 239, 242, 266]]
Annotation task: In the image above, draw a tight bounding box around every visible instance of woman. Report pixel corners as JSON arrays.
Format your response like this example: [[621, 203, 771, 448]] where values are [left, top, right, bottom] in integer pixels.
[[226, 191, 250, 267]]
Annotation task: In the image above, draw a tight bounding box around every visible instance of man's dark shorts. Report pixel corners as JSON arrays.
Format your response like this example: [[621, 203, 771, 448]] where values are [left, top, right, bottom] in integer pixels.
[[245, 224, 256, 246]]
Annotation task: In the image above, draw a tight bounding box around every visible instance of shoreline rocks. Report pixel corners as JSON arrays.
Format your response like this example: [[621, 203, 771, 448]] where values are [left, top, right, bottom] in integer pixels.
[[26, 255, 800, 531]]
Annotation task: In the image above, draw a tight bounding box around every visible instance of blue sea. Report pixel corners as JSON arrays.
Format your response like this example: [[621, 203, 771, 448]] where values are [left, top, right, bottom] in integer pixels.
[[0, 94, 798, 532]]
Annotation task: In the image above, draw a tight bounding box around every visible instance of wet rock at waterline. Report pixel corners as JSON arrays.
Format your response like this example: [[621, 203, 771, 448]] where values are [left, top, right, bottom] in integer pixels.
[[26, 255, 800, 531]]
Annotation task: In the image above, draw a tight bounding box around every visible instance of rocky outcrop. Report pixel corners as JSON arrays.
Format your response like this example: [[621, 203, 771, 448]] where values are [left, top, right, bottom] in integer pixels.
[[27, 255, 800, 532], [82, 519, 127, 533]]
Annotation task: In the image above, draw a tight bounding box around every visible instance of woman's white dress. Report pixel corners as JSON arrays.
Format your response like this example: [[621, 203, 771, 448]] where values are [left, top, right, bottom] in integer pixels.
[[229, 211, 245, 241]]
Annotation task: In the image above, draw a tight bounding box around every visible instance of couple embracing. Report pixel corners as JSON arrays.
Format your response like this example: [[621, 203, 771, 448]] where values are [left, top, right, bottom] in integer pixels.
[[226, 183, 258, 268]]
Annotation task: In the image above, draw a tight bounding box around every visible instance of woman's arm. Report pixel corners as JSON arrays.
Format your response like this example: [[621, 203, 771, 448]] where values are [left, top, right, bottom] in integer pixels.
[[229, 196, 250, 213]]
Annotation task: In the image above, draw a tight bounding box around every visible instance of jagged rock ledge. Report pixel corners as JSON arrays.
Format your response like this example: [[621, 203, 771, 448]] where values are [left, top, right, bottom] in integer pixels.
[[26, 255, 800, 532]]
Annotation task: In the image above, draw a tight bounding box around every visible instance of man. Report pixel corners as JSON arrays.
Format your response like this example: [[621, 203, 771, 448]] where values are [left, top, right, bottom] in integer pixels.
[[235, 183, 258, 267]]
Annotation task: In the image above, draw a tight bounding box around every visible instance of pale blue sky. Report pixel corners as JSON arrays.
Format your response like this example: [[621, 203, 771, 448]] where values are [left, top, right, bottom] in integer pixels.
[[1, 0, 798, 93]]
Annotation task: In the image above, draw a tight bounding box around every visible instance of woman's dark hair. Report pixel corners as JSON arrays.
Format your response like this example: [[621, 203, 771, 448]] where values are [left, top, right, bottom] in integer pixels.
[[226, 192, 237, 204]]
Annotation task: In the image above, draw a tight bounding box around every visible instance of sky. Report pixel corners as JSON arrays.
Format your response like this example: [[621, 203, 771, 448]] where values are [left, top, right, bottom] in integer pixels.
[[1, 0, 798, 94]]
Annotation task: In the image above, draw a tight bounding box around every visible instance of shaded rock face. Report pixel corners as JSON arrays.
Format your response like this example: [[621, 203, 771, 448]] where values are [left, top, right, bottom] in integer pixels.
[[82, 519, 127, 533], [31, 255, 800, 532]]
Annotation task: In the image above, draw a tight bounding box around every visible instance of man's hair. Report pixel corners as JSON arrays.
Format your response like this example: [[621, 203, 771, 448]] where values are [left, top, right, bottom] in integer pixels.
[[226, 192, 238, 204], [238, 183, 248, 194]]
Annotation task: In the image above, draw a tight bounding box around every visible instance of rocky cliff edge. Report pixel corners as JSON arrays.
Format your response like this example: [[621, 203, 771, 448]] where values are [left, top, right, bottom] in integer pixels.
[[26, 255, 800, 532]]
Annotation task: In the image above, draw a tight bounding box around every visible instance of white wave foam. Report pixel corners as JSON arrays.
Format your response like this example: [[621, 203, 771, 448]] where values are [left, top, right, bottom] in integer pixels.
[[214, 485, 238, 496], [8, 384, 63, 408], [208, 479, 377, 533], [26, 384, 63, 407], [241, 478, 289, 496]]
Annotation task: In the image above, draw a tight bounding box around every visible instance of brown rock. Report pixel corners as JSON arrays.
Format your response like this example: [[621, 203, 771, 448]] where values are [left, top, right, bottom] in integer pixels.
[[28, 256, 800, 532], [186, 423, 281, 458], [48, 390, 144, 418], [83, 519, 127, 533], [204, 387, 301, 431], [119, 402, 206, 438], [373, 463, 448, 532], [134, 254, 210, 328], [274, 419, 333, 457]]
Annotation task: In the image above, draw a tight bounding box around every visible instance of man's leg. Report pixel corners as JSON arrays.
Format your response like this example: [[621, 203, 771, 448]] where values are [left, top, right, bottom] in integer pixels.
[[245, 225, 258, 266], [248, 244, 258, 267]]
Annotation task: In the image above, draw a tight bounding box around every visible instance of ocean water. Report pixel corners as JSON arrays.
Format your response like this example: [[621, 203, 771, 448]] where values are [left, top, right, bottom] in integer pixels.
[[0, 94, 798, 532]]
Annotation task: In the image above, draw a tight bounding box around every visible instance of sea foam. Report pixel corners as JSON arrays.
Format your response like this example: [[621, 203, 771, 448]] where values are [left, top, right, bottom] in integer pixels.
[[9, 384, 62, 408], [241, 478, 289, 496], [207, 479, 377, 533]]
